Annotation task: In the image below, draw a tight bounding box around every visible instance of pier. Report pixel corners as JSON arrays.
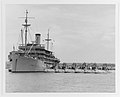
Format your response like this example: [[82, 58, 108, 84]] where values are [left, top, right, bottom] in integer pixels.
[[44, 62, 115, 73]]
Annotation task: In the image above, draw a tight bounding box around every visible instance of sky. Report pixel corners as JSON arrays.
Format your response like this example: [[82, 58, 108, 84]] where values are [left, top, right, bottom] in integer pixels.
[[5, 4, 115, 63]]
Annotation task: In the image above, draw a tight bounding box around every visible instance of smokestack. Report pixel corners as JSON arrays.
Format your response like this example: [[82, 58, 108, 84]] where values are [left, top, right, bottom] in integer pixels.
[[35, 34, 41, 44]]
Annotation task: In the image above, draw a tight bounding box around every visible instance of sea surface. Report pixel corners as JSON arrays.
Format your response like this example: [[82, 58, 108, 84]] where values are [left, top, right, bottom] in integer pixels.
[[6, 70, 115, 93]]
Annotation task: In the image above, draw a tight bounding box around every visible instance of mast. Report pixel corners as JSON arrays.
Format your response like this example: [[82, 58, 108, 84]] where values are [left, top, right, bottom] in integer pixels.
[[45, 29, 51, 50], [21, 29, 23, 46], [22, 10, 31, 52]]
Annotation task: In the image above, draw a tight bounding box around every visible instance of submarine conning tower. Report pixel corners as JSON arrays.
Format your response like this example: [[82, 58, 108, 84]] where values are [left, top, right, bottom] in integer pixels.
[[35, 33, 41, 44]]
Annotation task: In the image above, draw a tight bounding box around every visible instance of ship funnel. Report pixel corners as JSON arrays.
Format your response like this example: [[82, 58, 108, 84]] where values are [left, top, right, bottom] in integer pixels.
[[35, 34, 41, 44]]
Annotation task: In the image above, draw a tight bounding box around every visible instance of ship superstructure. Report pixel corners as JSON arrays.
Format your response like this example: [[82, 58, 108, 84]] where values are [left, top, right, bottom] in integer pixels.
[[8, 10, 60, 72]]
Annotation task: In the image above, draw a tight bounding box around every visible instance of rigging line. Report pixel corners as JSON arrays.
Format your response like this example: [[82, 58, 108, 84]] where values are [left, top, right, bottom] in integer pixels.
[[28, 26, 36, 55], [28, 27, 32, 42], [29, 26, 34, 34], [26, 42, 34, 55], [21, 27, 25, 45], [29, 26, 34, 39], [22, 26, 31, 44], [16, 31, 21, 49]]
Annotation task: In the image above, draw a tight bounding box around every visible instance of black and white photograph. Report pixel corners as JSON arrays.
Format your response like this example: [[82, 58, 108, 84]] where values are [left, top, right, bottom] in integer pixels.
[[1, 0, 119, 96]]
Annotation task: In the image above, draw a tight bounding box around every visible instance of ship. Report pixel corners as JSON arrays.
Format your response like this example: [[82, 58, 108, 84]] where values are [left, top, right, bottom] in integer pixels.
[[7, 10, 60, 73]]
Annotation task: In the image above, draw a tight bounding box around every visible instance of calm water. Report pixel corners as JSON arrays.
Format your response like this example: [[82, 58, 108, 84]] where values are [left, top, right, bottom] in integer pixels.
[[6, 70, 115, 93]]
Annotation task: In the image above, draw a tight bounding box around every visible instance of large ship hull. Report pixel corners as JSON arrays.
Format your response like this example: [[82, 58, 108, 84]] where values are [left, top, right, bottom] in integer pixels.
[[9, 54, 46, 73], [7, 11, 60, 73]]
